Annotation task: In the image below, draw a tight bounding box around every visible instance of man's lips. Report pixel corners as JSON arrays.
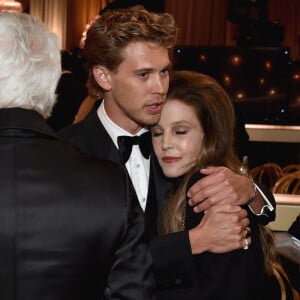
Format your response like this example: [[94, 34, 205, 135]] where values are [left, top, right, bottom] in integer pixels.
[[162, 157, 182, 163], [146, 102, 163, 114]]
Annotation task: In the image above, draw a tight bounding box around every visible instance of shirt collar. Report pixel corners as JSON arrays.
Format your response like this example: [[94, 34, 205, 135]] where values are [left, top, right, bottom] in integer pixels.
[[97, 100, 148, 149]]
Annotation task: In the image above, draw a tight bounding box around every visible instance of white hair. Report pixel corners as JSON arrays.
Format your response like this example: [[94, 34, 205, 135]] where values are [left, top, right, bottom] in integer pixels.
[[0, 12, 61, 118]]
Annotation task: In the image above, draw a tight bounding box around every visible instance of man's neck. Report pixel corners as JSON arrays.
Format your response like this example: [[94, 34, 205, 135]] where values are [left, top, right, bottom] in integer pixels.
[[103, 98, 143, 134]]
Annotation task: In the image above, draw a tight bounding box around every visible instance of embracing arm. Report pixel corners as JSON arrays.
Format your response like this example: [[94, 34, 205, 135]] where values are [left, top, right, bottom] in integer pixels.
[[149, 203, 250, 288], [187, 166, 276, 224]]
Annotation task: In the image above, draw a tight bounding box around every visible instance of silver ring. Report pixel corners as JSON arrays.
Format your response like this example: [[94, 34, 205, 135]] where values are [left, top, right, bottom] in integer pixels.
[[243, 238, 249, 250], [244, 228, 251, 238]]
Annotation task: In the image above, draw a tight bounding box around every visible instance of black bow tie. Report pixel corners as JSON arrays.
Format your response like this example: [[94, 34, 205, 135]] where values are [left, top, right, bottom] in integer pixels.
[[117, 131, 152, 164]]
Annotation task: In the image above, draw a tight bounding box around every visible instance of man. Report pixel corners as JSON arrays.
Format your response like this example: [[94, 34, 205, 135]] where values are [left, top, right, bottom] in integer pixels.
[[0, 12, 154, 300], [59, 5, 275, 289]]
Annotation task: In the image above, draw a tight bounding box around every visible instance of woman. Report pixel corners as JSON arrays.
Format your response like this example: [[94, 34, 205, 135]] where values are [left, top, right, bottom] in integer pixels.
[[151, 70, 297, 299]]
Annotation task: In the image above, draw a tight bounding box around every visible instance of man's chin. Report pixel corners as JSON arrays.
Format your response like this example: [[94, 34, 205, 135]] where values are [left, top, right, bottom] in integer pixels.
[[142, 115, 161, 127]]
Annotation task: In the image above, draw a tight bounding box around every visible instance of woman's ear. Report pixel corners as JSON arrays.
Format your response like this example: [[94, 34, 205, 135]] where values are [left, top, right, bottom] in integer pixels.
[[92, 66, 111, 91]]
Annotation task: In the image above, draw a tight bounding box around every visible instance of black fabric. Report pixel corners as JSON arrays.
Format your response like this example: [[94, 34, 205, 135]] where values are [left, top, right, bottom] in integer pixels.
[[183, 172, 265, 300], [0, 108, 156, 300], [289, 214, 300, 240], [117, 131, 152, 164]]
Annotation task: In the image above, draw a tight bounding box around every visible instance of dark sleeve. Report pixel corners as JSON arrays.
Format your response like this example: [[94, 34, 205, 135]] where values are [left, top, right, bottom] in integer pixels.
[[254, 181, 276, 225], [104, 173, 156, 300], [184, 172, 277, 225], [288, 214, 300, 240], [149, 231, 194, 289], [148, 172, 204, 289]]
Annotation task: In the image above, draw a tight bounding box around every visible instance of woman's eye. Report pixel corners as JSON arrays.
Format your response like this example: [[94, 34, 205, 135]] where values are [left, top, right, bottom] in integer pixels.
[[175, 130, 188, 135], [151, 130, 162, 137]]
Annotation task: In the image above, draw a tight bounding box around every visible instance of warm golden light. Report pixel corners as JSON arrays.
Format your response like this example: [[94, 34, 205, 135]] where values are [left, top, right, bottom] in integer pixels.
[[269, 88, 277, 95], [80, 15, 100, 49], [0, 0, 22, 12], [235, 91, 245, 99], [223, 75, 231, 86], [199, 54, 207, 62], [265, 61, 272, 70], [292, 73, 300, 80], [259, 77, 265, 85], [230, 55, 241, 65]]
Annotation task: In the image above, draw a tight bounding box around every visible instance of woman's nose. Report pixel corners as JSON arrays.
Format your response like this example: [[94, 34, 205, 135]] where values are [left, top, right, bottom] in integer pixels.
[[161, 135, 174, 151]]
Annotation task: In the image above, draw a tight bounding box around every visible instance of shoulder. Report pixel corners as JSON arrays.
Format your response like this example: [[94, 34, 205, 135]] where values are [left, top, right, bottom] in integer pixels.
[[60, 140, 124, 177], [58, 106, 107, 156]]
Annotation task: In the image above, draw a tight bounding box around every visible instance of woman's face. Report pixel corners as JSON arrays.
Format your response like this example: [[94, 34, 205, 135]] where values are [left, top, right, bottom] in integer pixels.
[[151, 99, 204, 178]]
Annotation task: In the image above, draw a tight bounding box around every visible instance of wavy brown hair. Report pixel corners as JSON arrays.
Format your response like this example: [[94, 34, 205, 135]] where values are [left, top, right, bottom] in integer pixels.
[[158, 70, 241, 234], [84, 5, 178, 99]]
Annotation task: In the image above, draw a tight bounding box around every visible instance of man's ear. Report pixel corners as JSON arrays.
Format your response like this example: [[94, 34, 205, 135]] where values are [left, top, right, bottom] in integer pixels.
[[92, 66, 111, 91]]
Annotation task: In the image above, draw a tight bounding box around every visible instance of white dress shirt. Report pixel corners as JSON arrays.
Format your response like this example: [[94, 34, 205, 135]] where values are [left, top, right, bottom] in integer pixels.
[[97, 101, 150, 211]]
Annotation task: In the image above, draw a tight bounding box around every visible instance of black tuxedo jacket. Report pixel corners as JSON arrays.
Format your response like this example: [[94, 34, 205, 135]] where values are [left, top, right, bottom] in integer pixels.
[[0, 108, 155, 300], [59, 101, 276, 293]]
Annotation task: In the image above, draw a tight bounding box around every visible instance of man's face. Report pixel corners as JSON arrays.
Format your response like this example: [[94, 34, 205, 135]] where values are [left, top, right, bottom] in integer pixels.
[[102, 41, 171, 134]]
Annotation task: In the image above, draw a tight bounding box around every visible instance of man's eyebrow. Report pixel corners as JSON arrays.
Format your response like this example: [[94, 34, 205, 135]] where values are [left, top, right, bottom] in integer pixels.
[[134, 68, 154, 73], [134, 63, 172, 73]]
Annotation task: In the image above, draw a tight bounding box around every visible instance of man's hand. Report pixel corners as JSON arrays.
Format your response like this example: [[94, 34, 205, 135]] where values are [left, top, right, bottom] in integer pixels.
[[187, 166, 255, 213], [188, 203, 250, 254]]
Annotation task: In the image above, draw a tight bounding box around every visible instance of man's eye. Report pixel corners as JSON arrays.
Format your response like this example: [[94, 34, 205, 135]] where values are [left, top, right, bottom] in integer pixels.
[[161, 69, 169, 76], [138, 72, 149, 79]]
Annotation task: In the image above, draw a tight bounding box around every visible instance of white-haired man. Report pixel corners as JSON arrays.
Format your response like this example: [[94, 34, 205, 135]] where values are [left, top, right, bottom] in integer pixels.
[[0, 12, 155, 300]]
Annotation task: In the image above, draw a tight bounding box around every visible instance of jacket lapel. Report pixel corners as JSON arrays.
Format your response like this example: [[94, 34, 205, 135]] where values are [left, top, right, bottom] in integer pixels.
[[61, 101, 121, 164]]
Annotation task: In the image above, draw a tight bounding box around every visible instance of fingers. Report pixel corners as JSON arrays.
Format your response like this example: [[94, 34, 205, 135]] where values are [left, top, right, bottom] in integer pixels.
[[187, 167, 241, 212], [189, 187, 235, 213], [189, 204, 252, 254], [189, 198, 209, 213], [242, 237, 251, 250], [199, 166, 225, 175], [243, 227, 251, 238], [187, 169, 221, 200], [236, 209, 250, 229], [191, 194, 231, 213], [205, 203, 243, 215], [241, 227, 252, 251]]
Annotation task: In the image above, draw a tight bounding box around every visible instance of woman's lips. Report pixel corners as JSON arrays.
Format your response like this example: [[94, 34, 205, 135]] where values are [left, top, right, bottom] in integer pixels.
[[162, 157, 181, 163]]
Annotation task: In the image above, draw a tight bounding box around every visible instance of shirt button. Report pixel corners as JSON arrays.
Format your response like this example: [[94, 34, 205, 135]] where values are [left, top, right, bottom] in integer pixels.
[[136, 163, 140, 168]]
